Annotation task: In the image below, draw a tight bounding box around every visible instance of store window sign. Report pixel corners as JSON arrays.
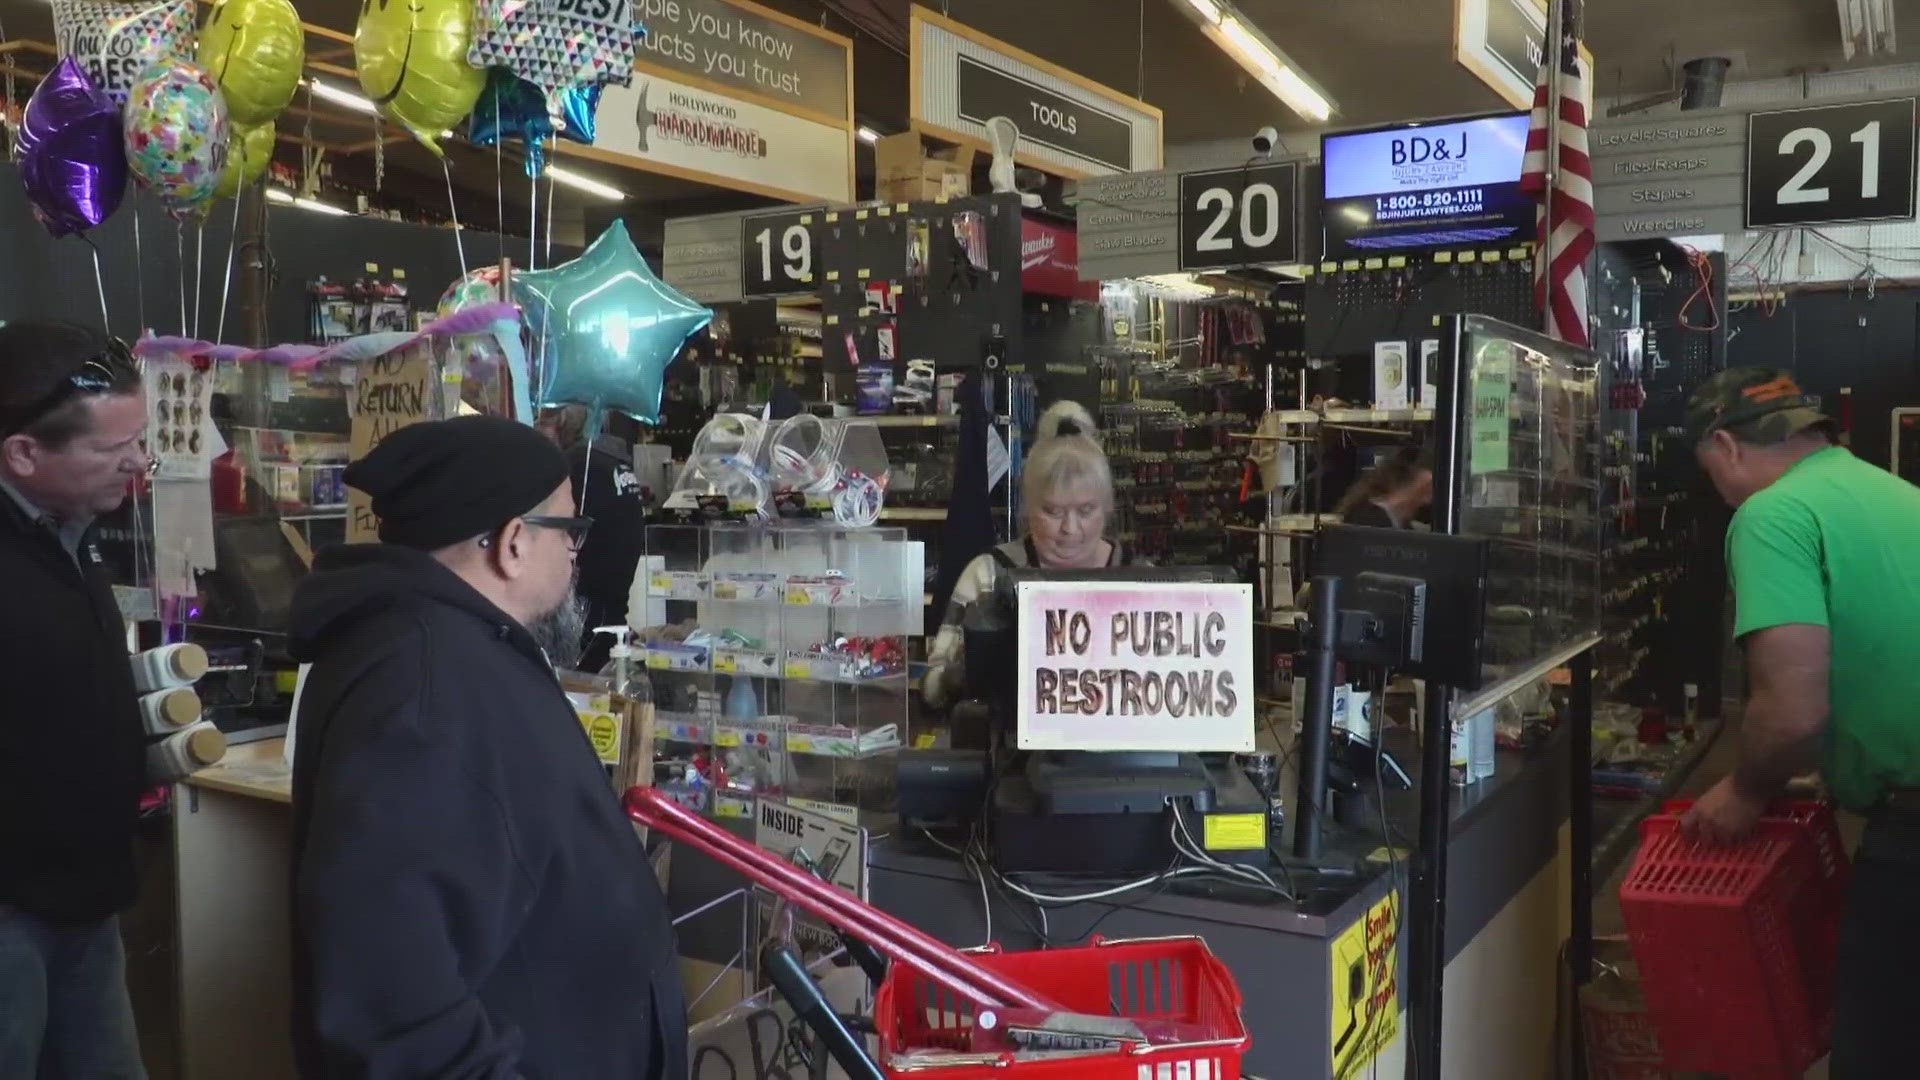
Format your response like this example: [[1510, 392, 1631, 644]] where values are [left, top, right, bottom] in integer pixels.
[[634, 0, 850, 120], [1469, 342, 1515, 476], [956, 57, 1134, 173]]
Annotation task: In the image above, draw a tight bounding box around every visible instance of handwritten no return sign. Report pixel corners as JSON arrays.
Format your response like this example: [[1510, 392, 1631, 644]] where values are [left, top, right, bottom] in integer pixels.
[[1014, 580, 1255, 753]]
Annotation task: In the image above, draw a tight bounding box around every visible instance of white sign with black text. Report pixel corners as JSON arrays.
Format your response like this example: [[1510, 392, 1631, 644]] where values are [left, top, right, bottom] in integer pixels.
[[1014, 580, 1255, 754], [1746, 97, 1917, 229], [596, 73, 852, 203], [753, 797, 867, 899], [740, 208, 818, 298]]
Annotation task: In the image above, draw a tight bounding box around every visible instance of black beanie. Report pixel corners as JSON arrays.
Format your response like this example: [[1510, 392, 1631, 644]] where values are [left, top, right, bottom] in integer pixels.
[[344, 415, 570, 550]]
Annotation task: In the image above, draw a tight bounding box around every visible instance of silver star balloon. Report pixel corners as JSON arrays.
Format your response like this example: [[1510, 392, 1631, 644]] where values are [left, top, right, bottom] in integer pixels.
[[513, 219, 712, 428]]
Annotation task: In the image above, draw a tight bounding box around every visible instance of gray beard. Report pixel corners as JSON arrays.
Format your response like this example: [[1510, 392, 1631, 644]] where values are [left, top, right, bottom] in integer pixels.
[[528, 586, 589, 670]]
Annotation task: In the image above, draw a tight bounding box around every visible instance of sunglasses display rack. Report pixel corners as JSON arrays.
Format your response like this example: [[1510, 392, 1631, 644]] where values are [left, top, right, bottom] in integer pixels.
[[632, 520, 920, 830]]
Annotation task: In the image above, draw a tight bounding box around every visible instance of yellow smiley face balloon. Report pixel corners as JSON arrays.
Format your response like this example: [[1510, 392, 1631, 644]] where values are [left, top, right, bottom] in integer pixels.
[[355, 0, 486, 154], [216, 121, 276, 198], [198, 0, 304, 128]]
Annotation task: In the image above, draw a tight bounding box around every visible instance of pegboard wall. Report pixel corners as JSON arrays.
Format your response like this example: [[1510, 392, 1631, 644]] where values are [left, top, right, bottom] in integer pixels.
[[813, 192, 1025, 375], [1591, 240, 1728, 427], [1303, 251, 1538, 372]]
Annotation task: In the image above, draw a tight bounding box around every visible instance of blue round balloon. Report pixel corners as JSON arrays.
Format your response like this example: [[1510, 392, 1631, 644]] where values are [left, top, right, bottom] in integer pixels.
[[513, 220, 712, 428], [465, 69, 598, 176]]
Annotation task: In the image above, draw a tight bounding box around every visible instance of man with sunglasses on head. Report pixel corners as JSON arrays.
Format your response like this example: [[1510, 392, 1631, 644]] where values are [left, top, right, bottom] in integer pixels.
[[0, 322, 153, 1078], [287, 414, 685, 1079]]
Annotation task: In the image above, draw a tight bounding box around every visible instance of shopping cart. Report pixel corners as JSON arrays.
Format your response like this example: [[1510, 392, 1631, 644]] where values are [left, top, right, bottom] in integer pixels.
[[627, 787, 1255, 1079]]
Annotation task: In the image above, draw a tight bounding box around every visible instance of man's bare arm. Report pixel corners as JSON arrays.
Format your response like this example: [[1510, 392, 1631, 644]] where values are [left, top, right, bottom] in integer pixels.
[[1734, 624, 1831, 802]]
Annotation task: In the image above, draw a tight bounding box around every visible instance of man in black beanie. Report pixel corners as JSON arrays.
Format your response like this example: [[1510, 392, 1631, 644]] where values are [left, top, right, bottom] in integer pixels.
[[286, 415, 685, 1079]]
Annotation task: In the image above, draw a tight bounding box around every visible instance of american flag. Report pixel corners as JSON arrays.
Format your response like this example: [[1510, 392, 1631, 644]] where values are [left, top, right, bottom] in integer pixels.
[[1519, 0, 1594, 348]]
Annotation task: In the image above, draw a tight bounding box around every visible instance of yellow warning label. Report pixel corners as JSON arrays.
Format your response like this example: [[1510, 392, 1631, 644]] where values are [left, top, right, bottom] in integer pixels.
[[1330, 892, 1399, 1080], [1202, 813, 1266, 851], [576, 710, 622, 766]]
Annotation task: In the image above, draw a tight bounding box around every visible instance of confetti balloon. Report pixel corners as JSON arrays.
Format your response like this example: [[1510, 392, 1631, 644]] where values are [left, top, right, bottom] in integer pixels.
[[198, 0, 304, 128], [123, 61, 231, 223], [51, 0, 196, 108], [469, 0, 635, 119], [215, 121, 274, 199], [437, 265, 504, 318], [355, 0, 486, 154], [512, 220, 711, 428], [17, 57, 129, 237]]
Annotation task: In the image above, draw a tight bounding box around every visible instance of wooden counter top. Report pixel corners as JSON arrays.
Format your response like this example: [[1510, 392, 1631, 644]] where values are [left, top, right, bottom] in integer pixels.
[[185, 737, 292, 804]]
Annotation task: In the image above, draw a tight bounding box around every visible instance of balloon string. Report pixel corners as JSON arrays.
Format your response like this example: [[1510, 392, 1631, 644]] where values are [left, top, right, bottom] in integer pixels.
[[175, 222, 187, 335], [544, 168, 555, 265], [83, 235, 109, 331], [494, 96, 505, 266], [528, 169, 537, 271], [216, 184, 243, 344], [193, 223, 205, 340], [131, 204, 146, 334], [442, 158, 467, 280]]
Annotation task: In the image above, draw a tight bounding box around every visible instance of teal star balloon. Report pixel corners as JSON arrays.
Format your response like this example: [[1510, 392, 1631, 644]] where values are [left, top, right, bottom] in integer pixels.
[[513, 219, 712, 427]]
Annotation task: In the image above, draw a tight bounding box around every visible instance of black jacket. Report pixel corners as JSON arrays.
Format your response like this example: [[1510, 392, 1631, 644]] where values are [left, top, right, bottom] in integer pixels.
[[567, 437, 646, 614], [287, 544, 684, 1079], [0, 493, 145, 923]]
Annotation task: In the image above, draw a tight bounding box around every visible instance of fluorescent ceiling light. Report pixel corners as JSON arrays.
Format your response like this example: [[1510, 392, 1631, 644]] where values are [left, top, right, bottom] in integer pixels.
[[306, 79, 377, 115], [546, 165, 625, 200], [857, 126, 880, 144], [1185, 0, 1222, 24], [1181, 4, 1334, 124], [266, 188, 350, 216]]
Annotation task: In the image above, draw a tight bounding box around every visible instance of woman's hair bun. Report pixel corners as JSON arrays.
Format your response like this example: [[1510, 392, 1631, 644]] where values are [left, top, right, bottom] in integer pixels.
[[1036, 400, 1099, 443]]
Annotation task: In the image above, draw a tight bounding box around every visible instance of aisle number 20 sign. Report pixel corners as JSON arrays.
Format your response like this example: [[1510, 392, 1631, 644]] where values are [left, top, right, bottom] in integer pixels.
[[1746, 97, 1918, 229], [1178, 161, 1300, 270]]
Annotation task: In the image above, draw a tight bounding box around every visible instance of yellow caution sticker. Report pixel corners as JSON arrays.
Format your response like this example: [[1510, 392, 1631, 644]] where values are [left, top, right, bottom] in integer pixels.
[[1202, 813, 1266, 851], [1330, 892, 1400, 1079]]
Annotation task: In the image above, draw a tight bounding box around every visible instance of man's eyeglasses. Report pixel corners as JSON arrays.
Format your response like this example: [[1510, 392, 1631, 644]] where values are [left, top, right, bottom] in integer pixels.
[[504, 514, 594, 551], [0, 338, 140, 440]]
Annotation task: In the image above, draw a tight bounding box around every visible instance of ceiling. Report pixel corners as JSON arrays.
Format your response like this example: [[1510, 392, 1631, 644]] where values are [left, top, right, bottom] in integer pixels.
[[0, 0, 1910, 224]]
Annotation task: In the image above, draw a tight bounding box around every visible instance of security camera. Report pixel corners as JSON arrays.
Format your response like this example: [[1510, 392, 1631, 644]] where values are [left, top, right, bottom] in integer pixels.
[[1252, 126, 1280, 158]]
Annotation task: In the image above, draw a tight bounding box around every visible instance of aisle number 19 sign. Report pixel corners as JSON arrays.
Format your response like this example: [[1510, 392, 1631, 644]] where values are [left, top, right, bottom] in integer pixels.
[[1178, 161, 1300, 270], [1746, 97, 1917, 229], [740, 208, 818, 298]]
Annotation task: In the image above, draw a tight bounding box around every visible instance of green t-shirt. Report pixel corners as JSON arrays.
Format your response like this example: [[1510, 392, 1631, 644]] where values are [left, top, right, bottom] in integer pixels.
[[1727, 445, 1920, 808]]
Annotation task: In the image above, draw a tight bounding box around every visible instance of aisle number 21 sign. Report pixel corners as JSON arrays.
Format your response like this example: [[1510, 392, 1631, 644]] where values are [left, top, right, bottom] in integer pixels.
[[1746, 97, 1918, 229]]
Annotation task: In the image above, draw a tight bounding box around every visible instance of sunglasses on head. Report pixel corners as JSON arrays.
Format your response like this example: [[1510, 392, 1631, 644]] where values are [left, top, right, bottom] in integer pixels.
[[0, 338, 139, 440]]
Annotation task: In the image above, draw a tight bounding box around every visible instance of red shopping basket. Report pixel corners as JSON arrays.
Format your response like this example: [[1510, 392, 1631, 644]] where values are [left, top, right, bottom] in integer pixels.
[[1618, 800, 1849, 1080], [873, 936, 1250, 1079]]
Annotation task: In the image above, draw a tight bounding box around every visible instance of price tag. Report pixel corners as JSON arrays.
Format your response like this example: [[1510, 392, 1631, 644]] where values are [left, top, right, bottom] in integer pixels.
[[646, 652, 670, 670], [650, 573, 673, 593], [715, 726, 743, 748], [786, 589, 813, 606], [713, 653, 738, 674], [787, 734, 816, 754], [784, 659, 813, 681]]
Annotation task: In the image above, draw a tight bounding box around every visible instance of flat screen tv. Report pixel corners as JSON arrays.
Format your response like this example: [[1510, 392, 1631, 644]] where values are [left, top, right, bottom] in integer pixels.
[[1320, 112, 1535, 258]]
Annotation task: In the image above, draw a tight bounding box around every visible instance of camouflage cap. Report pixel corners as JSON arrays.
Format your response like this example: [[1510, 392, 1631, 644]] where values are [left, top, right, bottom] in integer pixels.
[[1685, 368, 1834, 444]]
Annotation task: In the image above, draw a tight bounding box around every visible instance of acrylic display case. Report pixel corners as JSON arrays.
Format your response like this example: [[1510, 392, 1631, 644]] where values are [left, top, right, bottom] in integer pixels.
[[1436, 314, 1604, 683], [636, 521, 919, 825]]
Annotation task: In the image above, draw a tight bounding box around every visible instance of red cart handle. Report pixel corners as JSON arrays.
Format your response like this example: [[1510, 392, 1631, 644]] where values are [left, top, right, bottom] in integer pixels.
[[625, 787, 1057, 1012]]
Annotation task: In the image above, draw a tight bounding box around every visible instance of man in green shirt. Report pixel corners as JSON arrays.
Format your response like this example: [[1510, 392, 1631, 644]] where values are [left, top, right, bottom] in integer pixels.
[[1683, 367, 1920, 1077]]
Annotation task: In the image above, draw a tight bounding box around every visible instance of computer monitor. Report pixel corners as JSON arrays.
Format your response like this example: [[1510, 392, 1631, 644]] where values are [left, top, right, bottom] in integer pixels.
[[1311, 525, 1490, 689], [971, 566, 1254, 754]]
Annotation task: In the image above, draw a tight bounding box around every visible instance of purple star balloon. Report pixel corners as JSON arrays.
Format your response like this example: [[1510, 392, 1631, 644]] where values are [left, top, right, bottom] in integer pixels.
[[18, 57, 129, 238]]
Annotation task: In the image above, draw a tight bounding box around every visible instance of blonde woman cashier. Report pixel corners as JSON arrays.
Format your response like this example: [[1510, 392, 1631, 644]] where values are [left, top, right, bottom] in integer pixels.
[[924, 402, 1141, 710]]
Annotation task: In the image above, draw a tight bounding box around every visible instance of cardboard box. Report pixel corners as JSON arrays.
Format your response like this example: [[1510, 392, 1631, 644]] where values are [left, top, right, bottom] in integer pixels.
[[875, 132, 975, 202], [1581, 938, 1675, 1080]]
